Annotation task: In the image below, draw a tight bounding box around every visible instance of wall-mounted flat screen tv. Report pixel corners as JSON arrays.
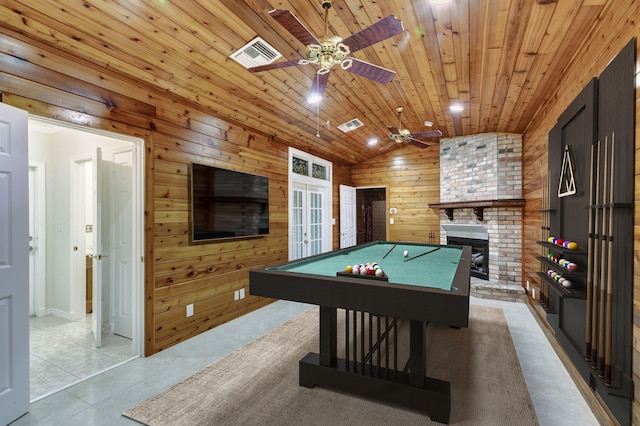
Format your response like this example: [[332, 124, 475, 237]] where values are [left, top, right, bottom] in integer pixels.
[[190, 163, 269, 242]]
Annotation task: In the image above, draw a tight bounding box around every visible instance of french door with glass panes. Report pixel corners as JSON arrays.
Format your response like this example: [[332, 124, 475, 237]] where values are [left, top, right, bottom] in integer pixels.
[[291, 182, 326, 260]]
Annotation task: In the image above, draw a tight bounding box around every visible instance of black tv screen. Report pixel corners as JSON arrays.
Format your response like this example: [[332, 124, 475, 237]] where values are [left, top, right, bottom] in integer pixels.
[[190, 163, 269, 242]]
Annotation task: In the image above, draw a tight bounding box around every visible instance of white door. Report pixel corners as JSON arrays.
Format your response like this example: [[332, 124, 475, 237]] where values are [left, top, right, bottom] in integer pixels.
[[28, 167, 36, 316], [28, 162, 46, 318], [92, 148, 103, 348], [339, 185, 356, 248], [111, 148, 133, 338], [290, 183, 326, 260], [291, 185, 304, 260], [0, 103, 30, 424]]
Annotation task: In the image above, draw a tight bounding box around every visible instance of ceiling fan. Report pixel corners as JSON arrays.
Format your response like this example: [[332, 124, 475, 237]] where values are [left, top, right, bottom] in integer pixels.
[[248, 1, 404, 100], [380, 107, 442, 150]]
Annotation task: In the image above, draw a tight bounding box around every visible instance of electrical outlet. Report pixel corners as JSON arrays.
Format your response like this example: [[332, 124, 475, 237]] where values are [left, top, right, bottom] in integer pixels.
[[239, 288, 245, 299], [186, 304, 194, 317], [234, 290, 240, 301]]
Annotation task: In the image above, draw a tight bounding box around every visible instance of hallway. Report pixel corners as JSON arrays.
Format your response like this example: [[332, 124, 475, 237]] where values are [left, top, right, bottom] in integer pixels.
[[30, 314, 136, 401]]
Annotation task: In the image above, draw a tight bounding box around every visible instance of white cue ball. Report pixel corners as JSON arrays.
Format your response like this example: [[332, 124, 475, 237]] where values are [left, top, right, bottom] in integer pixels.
[[403, 250, 408, 257]]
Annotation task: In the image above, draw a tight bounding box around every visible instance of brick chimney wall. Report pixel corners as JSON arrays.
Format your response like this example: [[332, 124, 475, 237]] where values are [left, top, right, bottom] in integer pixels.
[[439, 133, 523, 286]]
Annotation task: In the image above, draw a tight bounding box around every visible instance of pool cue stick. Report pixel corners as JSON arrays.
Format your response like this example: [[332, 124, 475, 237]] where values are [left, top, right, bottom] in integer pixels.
[[585, 144, 596, 359], [541, 172, 548, 306], [596, 137, 609, 375], [605, 133, 615, 385], [540, 174, 549, 306], [544, 172, 550, 305], [590, 140, 602, 366], [404, 246, 441, 262], [382, 244, 396, 259]]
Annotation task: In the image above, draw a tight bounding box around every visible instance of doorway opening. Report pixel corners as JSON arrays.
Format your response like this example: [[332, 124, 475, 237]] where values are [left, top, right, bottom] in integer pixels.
[[356, 188, 387, 244], [27, 117, 144, 401]]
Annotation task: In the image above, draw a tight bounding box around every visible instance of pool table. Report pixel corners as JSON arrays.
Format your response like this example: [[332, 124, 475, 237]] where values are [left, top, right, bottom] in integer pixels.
[[249, 241, 471, 424]]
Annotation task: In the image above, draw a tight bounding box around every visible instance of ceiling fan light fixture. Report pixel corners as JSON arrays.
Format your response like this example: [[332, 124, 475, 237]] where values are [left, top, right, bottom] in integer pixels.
[[307, 93, 323, 104]]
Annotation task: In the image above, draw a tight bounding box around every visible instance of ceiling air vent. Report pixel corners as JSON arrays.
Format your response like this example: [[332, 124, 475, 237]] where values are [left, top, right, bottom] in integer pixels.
[[338, 118, 364, 133], [231, 37, 283, 68]]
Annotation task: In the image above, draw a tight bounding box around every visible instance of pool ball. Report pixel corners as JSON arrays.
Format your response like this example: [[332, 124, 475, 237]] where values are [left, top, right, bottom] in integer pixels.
[[375, 268, 384, 277], [403, 250, 409, 257], [555, 239, 564, 246], [360, 267, 368, 275], [567, 263, 578, 271], [352, 266, 359, 274], [548, 236, 556, 243], [562, 279, 572, 288], [567, 241, 578, 250], [345, 265, 353, 274]]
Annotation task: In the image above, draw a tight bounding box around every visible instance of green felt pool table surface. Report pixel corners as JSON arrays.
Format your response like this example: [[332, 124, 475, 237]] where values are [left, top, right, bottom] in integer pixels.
[[267, 242, 463, 291]]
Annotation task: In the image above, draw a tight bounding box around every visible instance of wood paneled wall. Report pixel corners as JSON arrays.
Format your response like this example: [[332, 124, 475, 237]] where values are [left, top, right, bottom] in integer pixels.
[[519, 0, 640, 422], [351, 145, 441, 242], [0, 32, 351, 356]]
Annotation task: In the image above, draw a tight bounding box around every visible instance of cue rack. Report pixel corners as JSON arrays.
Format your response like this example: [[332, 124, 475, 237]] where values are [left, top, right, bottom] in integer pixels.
[[536, 39, 634, 426]]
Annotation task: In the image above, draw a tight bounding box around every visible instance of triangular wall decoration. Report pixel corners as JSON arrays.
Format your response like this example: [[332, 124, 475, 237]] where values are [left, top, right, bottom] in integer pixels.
[[557, 144, 577, 197]]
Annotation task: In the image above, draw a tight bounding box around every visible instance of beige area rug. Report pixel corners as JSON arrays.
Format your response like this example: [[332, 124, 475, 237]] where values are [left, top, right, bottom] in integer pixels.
[[124, 305, 537, 425]]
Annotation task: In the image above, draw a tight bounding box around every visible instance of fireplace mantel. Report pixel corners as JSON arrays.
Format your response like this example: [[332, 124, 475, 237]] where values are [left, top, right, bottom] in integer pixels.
[[429, 199, 526, 221]]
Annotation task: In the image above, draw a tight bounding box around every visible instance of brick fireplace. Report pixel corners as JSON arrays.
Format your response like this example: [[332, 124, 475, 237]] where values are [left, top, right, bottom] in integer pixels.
[[432, 133, 524, 287]]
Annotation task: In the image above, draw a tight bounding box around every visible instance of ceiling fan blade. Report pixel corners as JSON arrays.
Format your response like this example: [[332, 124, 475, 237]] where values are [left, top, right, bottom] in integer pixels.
[[407, 139, 431, 148], [248, 59, 302, 73], [386, 125, 400, 135], [345, 58, 396, 84], [379, 140, 396, 151], [410, 130, 443, 139], [269, 9, 320, 47], [309, 73, 330, 98], [342, 15, 404, 53]]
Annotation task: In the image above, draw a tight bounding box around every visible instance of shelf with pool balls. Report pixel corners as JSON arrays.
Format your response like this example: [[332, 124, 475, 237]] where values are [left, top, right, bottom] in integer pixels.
[[546, 269, 572, 288], [337, 261, 389, 282], [547, 253, 579, 272], [547, 236, 578, 250]]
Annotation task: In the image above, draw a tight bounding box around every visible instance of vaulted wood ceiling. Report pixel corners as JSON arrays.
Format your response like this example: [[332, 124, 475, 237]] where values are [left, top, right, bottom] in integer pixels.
[[0, 0, 609, 165]]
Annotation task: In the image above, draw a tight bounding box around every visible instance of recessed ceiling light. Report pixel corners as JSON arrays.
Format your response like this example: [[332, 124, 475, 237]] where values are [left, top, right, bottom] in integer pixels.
[[449, 104, 464, 113], [367, 138, 378, 146], [424, 121, 433, 127]]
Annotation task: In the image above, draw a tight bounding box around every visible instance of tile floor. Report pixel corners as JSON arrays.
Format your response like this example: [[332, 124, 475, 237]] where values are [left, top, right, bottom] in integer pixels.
[[29, 314, 136, 402], [13, 297, 599, 426]]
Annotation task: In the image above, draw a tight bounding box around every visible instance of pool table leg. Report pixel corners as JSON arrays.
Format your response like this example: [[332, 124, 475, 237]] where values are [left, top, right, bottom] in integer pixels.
[[319, 306, 337, 366]]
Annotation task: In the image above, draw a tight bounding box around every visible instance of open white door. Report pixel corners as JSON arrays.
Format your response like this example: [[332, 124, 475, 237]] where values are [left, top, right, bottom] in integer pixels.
[[0, 104, 30, 423], [91, 148, 103, 348], [339, 185, 357, 248], [112, 148, 133, 339]]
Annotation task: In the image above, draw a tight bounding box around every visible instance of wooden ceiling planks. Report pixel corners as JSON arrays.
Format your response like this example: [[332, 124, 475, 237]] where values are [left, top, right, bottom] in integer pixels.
[[0, 0, 612, 166]]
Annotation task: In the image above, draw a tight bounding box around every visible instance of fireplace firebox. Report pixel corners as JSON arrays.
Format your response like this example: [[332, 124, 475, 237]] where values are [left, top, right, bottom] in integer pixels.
[[447, 236, 489, 280]]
